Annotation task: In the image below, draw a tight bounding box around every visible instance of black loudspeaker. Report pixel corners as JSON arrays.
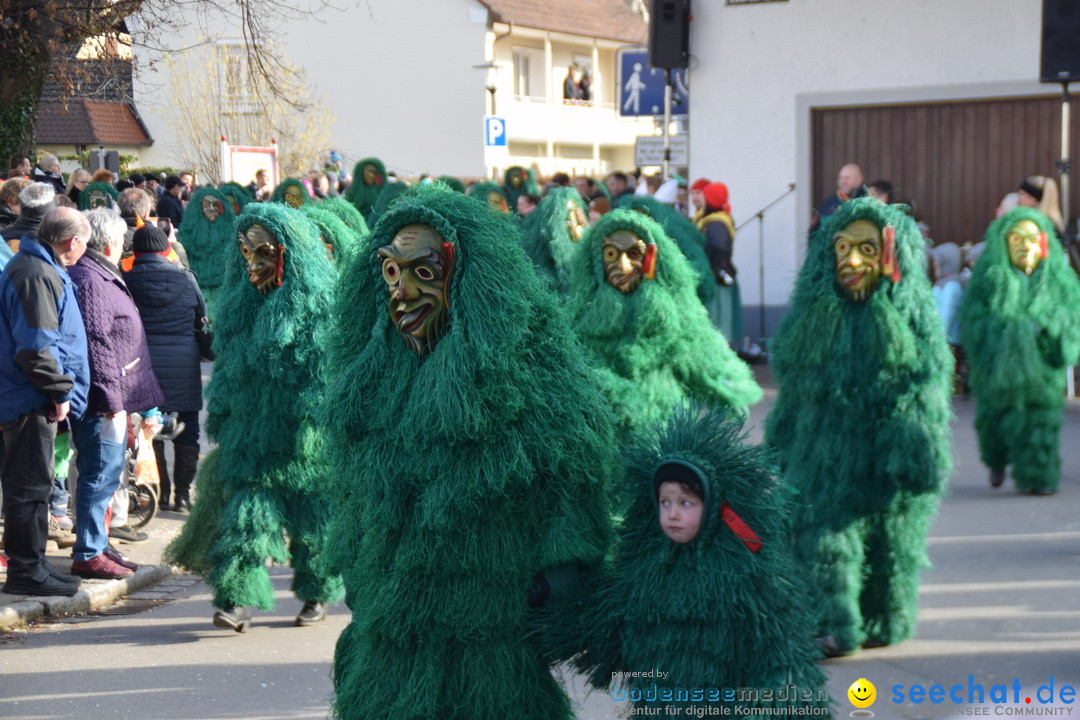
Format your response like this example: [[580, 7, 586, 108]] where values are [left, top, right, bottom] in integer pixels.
[[1041, 0, 1080, 83], [649, 0, 691, 70]]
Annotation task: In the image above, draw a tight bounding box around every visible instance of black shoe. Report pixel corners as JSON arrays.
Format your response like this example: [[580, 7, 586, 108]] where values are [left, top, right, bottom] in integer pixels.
[[173, 495, 191, 514], [989, 467, 1006, 488], [212, 605, 253, 633], [109, 525, 149, 544], [3, 573, 80, 597], [43, 560, 81, 585], [1025, 486, 1056, 496], [295, 601, 326, 626]]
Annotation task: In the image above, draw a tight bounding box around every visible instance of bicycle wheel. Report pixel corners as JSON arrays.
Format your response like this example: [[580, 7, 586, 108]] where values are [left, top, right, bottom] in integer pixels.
[[128, 484, 158, 529]]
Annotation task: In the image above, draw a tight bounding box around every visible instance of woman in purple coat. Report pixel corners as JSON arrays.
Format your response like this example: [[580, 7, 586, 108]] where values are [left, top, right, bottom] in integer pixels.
[[67, 209, 164, 579]]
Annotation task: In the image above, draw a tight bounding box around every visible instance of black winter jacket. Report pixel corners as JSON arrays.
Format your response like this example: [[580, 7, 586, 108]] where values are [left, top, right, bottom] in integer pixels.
[[123, 254, 205, 412]]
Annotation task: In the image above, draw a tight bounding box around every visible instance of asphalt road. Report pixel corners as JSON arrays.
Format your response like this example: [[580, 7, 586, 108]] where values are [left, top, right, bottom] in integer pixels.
[[1, 385, 1077, 720]]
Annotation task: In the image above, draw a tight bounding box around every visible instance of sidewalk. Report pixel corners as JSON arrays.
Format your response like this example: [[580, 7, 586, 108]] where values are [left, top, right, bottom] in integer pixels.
[[0, 512, 187, 629]]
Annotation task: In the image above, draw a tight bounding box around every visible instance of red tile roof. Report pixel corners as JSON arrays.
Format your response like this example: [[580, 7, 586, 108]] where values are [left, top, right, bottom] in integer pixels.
[[35, 100, 152, 147], [479, 0, 647, 44]]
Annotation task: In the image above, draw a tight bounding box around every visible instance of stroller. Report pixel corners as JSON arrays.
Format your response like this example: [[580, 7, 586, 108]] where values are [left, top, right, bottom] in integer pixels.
[[123, 412, 185, 529]]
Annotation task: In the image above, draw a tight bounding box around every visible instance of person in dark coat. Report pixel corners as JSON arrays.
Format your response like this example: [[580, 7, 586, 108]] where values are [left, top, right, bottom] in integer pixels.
[[123, 225, 205, 511], [67, 209, 165, 579], [32, 155, 66, 196], [157, 175, 186, 229]]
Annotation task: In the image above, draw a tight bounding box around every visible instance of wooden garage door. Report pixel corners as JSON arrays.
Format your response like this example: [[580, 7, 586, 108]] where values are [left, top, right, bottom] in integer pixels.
[[812, 95, 1079, 246]]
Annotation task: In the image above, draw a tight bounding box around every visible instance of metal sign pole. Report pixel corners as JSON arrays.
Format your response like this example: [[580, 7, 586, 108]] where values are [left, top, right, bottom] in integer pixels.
[[663, 69, 672, 179], [1060, 82, 1071, 235]]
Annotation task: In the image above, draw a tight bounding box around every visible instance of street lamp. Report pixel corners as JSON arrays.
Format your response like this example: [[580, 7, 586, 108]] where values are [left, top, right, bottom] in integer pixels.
[[473, 61, 499, 116]]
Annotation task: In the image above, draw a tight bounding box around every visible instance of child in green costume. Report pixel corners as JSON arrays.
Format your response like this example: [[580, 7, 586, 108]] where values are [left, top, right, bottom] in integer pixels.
[[166, 203, 343, 631], [324, 185, 615, 720], [766, 197, 952, 657], [960, 207, 1080, 495], [566, 209, 761, 440], [547, 406, 831, 717], [503, 165, 540, 213], [319, 196, 369, 238], [299, 203, 359, 263], [177, 186, 236, 314]]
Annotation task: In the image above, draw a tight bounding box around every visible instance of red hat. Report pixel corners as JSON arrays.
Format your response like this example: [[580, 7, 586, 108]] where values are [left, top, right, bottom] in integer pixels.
[[690, 177, 711, 192], [703, 182, 730, 212]]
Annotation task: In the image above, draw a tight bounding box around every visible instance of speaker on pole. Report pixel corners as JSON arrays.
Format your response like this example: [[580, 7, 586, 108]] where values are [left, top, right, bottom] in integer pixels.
[[649, 0, 691, 70], [1041, 0, 1080, 83]]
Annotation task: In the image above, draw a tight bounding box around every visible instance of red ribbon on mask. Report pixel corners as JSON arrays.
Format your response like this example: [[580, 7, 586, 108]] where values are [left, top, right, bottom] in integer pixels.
[[1039, 232, 1049, 259], [880, 224, 901, 284], [642, 242, 658, 280], [721, 502, 762, 553], [275, 245, 286, 287]]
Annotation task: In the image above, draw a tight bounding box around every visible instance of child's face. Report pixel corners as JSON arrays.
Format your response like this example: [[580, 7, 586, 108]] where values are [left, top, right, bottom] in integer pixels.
[[657, 481, 703, 544]]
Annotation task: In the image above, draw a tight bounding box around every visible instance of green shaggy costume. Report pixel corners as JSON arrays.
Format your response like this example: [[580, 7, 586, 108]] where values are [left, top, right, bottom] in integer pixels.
[[467, 180, 510, 213], [566, 209, 761, 440], [520, 187, 588, 294], [166, 203, 343, 617], [766, 197, 952, 656], [615, 194, 715, 304], [960, 207, 1080, 494], [319, 196, 369, 238], [325, 185, 615, 720], [436, 175, 466, 194], [217, 181, 253, 214], [270, 177, 311, 207], [299, 203, 360, 264], [344, 157, 386, 221], [78, 181, 118, 211], [367, 181, 409, 228], [178, 186, 236, 314], [549, 406, 830, 717], [503, 165, 540, 211]]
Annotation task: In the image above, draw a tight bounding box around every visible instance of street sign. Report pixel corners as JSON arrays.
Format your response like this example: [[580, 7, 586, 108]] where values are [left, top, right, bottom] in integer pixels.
[[617, 48, 689, 118], [484, 116, 507, 147], [635, 135, 688, 167]]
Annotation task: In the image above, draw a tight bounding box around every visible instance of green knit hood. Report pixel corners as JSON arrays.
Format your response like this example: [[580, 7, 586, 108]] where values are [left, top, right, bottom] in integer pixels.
[[566, 209, 762, 438], [178, 186, 237, 290]]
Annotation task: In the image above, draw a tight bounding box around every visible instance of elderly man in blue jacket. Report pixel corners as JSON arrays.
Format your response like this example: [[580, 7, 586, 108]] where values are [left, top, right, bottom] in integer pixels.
[[0, 206, 90, 596]]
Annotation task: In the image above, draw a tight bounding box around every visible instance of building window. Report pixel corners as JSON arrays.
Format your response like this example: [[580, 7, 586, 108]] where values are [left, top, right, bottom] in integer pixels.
[[218, 43, 257, 115], [513, 48, 544, 100]]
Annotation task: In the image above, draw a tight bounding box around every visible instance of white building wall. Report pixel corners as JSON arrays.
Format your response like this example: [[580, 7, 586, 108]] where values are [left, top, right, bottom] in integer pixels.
[[135, 0, 489, 178], [689, 0, 1045, 328]]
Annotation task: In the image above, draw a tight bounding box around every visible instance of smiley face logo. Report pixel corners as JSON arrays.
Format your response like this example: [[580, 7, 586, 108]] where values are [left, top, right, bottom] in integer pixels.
[[848, 678, 876, 709]]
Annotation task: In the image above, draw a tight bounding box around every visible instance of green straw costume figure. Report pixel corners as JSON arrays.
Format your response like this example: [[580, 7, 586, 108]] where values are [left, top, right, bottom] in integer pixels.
[[343, 157, 386, 222], [519, 187, 589, 294], [177, 186, 236, 314], [766, 197, 952, 657], [166, 203, 343, 631], [960, 206, 1080, 495], [565, 209, 761, 440], [325, 185, 615, 720]]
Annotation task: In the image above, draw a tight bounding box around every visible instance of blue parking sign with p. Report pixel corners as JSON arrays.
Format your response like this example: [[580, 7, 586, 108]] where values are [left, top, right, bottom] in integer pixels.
[[485, 116, 507, 147]]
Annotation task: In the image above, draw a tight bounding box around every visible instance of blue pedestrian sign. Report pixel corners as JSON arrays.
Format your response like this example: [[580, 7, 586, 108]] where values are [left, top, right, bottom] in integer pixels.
[[485, 116, 507, 147], [617, 48, 688, 118]]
